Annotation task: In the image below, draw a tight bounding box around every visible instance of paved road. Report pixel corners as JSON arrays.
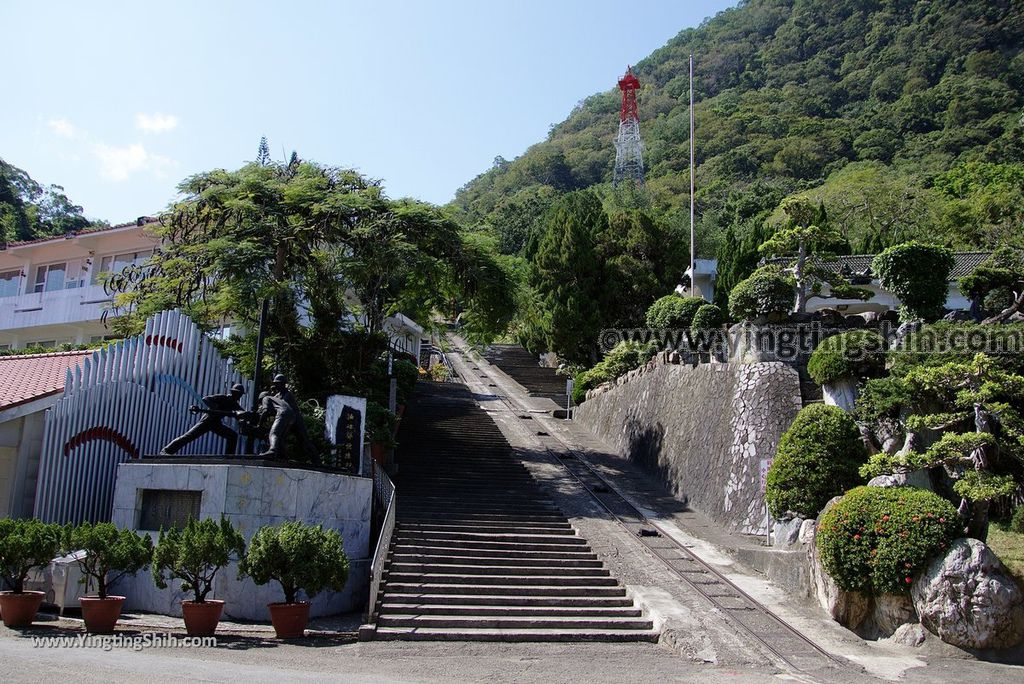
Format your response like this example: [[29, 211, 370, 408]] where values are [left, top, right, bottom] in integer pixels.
[[1, 628, 784, 683]]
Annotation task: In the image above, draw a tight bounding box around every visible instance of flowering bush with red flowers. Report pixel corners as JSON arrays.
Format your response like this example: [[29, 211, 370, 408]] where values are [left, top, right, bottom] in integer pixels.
[[816, 486, 962, 595]]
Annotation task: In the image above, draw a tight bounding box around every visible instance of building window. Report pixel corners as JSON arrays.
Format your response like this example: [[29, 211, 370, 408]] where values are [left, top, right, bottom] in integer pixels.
[[92, 250, 153, 284], [0, 270, 21, 298], [32, 263, 67, 293]]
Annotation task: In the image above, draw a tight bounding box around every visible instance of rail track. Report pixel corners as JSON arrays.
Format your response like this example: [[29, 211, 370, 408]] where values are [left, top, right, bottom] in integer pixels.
[[453, 342, 850, 678]]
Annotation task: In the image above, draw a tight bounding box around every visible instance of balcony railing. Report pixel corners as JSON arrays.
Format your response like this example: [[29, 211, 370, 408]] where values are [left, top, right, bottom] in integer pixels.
[[0, 284, 113, 331]]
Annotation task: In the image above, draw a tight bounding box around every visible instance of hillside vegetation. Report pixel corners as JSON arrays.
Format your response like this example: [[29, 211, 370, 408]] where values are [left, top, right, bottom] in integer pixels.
[[451, 0, 1024, 265]]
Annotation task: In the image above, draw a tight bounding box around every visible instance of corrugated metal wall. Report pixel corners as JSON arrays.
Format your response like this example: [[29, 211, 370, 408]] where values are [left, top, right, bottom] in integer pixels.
[[34, 310, 251, 524]]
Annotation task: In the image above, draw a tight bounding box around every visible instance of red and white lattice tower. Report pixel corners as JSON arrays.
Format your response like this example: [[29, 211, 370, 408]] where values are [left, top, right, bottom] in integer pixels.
[[613, 66, 645, 187]]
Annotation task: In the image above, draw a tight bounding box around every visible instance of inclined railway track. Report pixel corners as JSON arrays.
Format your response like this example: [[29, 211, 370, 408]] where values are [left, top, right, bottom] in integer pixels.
[[455, 344, 849, 678]]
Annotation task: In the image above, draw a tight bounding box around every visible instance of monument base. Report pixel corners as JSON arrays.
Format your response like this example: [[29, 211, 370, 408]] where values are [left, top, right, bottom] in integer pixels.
[[111, 459, 371, 620]]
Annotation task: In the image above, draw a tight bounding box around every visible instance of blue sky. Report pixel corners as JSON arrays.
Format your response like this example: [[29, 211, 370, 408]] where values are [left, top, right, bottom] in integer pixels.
[[1, 1, 736, 223]]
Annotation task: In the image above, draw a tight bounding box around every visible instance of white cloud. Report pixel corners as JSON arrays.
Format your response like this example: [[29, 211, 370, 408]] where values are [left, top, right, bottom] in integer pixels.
[[48, 117, 77, 138], [92, 142, 174, 181], [135, 112, 179, 133]]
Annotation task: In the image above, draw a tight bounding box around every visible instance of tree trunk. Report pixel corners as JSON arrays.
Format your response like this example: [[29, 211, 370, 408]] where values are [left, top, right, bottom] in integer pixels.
[[794, 241, 808, 313], [981, 287, 1024, 324], [822, 378, 858, 412]]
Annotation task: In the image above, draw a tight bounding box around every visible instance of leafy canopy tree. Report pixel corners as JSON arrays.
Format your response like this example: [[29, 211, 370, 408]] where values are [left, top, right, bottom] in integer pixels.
[[1, 157, 95, 242], [0, 519, 62, 594], [108, 156, 515, 398], [759, 196, 869, 313]]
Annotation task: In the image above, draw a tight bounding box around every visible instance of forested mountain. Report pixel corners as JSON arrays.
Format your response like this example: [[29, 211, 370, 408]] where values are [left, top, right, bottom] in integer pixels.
[[451, 0, 1024, 268], [0, 157, 98, 242]]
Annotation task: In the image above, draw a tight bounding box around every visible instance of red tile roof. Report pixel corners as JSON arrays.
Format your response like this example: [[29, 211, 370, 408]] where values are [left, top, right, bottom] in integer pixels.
[[0, 350, 93, 411], [4, 216, 160, 249]]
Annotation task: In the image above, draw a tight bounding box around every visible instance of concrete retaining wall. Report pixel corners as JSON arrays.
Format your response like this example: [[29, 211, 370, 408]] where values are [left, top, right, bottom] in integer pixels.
[[111, 462, 371, 620], [575, 362, 801, 535]]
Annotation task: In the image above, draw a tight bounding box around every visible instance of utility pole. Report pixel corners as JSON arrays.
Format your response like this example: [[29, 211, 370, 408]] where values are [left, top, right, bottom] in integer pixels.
[[689, 53, 696, 295]]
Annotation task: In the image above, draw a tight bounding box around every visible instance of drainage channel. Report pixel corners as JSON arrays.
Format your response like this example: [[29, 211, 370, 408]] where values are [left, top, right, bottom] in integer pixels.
[[457, 346, 850, 679]]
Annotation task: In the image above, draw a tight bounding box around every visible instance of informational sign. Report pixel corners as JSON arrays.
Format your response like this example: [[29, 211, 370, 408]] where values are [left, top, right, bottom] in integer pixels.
[[326, 394, 367, 473], [759, 458, 773, 493]]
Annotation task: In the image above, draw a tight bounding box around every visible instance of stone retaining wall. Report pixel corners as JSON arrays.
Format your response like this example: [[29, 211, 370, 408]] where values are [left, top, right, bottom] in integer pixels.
[[575, 360, 801, 534]]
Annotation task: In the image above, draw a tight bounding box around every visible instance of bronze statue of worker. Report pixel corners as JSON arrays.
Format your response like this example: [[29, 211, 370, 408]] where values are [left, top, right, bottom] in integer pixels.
[[160, 383, 247, 456], [257, 374, 318, 464]]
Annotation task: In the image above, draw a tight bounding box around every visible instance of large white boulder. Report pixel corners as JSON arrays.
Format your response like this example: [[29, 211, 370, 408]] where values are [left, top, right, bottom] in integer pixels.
[[911, 538, 1024, 649]]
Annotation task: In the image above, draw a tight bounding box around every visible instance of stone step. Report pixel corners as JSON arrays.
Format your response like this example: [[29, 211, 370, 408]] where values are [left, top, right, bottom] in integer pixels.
[[389, 554, 602, 568], [398, 512, 568, 524], [394, 531, 584, 545], [376, 593, 635, 608], [383, 583, 627, 597], [390, 545, 597, 560], [392, 538, 591, 553], [398, 523, 573, 536], [378, 603, 642, 618], [373, 627, 659, 642], [377, 615, 653, 631], [397, 517, 573, 529], [387, 562, 610, 577], [383, 573, 619, 587]]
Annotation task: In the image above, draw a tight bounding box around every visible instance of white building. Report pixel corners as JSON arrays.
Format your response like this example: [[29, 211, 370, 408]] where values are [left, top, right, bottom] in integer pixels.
[[0, 218, 159, 349], [0, 217, 427, 364], [682, 253, 990, 315]]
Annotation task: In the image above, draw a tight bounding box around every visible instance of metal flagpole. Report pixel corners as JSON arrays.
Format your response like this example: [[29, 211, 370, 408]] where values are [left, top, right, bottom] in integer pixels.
[[689, 53, 696, 294]]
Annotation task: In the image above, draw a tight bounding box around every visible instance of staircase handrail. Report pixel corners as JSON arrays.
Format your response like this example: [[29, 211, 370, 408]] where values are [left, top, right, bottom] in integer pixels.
[[365, 467, 396, 623]]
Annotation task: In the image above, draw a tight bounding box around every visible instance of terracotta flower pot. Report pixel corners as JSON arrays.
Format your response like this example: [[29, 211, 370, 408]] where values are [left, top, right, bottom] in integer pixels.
[[0, 591, 45, 628], [182, 599, 224, 637], [79, 596, 125, 634], [267, 601, 310, 639]]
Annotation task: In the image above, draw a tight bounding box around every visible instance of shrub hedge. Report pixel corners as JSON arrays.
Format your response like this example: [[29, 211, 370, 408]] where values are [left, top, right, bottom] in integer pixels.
[[807, 330, 887, 386], [816, 486, 962, 595], [766, 404, 867, 519], [690, 303, 726, 331], [728, 266, 795, 321], [572, 341, 657, 404], [645, 295, 706, 329]]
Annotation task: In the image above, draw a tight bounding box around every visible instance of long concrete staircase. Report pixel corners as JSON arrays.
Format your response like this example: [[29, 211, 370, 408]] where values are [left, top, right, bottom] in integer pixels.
[[482, 345, 568, 406], [372, 381, 656, 641]]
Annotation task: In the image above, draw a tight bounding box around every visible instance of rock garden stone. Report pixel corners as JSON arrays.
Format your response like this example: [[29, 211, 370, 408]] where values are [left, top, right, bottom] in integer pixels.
[[911, 538, 1024, 649]]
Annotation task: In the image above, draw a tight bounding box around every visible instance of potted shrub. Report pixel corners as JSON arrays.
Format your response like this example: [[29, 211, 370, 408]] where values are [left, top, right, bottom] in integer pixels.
[[64, 522, 153, 634], [151, 517, 245, 637], [366, 402, 397, 466], [239, 521, 349, 639], [0, 518, 61, 628]]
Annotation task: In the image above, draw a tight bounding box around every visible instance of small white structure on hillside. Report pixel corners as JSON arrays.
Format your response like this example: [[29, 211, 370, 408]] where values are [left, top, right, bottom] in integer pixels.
[[679, 253, 990, 315]]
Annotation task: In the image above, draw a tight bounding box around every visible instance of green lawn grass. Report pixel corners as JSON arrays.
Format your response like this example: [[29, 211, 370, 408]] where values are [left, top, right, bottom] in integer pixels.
[[988, 522, 1024, 588]]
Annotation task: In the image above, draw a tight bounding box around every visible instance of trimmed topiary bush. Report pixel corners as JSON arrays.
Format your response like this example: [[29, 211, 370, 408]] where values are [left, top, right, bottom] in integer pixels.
[[807, 330, 887, 386], [728, 265, 795, 321], [872, 241, 955, 321], [690, 303, 726, 331], [766, 404, 867, 519], [572, 341, 657, 404], [816, 486, 962, 595], [645, 295, 706, 329]]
